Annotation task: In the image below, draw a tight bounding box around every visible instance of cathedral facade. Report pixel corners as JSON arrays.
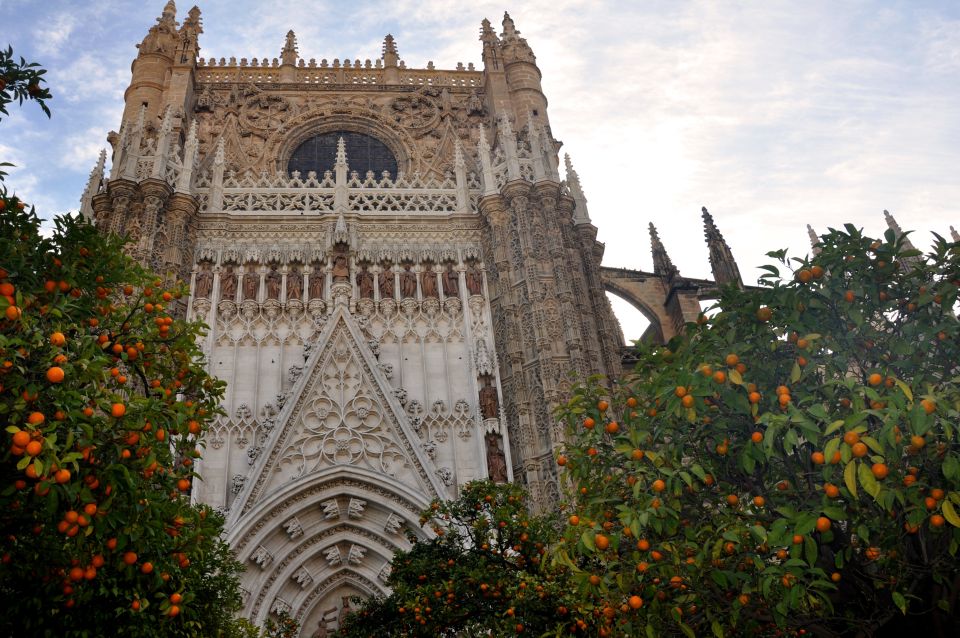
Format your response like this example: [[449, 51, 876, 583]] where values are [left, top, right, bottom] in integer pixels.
[[82, 3, 631, 631]]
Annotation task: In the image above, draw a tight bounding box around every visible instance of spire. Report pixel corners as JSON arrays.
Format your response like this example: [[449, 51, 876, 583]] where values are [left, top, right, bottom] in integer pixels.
[[382, 34, 399, 67], [477, 124, 497, 197], [175, 118, 198, 193], [281, 30, 298, 65], [565, 154, 590, 225], [807, 224, 821, 256], [502, 12, 518, 38], [79, 149, 106, 221], [162, 0, 177, 22], [702, 207, 743, 287], [540, 121, 560, 181], [883, 209, 917, 251], [649, 223, 679, 280], [109, 120, 128, 181], [951, 226, 959, 242]]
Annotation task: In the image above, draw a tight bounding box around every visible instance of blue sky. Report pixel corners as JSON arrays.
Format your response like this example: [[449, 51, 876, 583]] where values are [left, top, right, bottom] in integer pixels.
[[1, 0, 958, 339]]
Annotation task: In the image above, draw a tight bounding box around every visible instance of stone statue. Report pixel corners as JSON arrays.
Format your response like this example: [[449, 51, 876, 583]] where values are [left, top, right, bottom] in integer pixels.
[[466, 263, 483, 296], [309, 267, 324, 300], [399, 264, 417, 298], [287, 266, 302, 300], [357, 265, 374, 298], [337, 596, 352, 628], [219, 265, 236, 301], [420, 263, 437, 297], [266, 265, 282, 299], [479, 380, 499, 420], [378, 266, 394, 299], [442, 263, 458, 296], [332, 253, 350, 282], [486, 433, 508, 483], [243, 268, 259, 300], [194, 263, 213, 298]]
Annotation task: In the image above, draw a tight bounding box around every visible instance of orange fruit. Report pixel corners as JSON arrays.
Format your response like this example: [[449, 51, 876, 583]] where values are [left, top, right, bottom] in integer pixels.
[[868, 373, 882, 386], [725, 354, 739, 366], [597, 401, 609, 412], [568, 515, 579, 526], [712, 370, 726, 384], [931, 515, 946, 528], [748, 391, 761, 404], [54, 469, 71, 484], [756, 307, 772, 322], [910, 435, 926, 449], [628, 595, 643, 610], [12, 430, 30, 448], [652, 479, 666, 492], [811, 451, 825, 465], [851, 442, 868, 458], [583, 417, 595, 430], [681, 395, 695, 408], [111, 403, 126, 418], [25, 440, 42, 457], [46, 366, 65, 383], [168, 605, 180, 617], [140, 562, 154, 574], [871, 463, 889, 479], [843, 431, 859, 446], [556, 455, 567, 467], [50, 332, 66, 347], [824, 483, 840, 498], [123, 551, 138, 565], [931, 488, 945, 501], [792, 534, 804, 545], [594, 534, 610, 551], [170, 593, 182, 604], [815, 517, 831, 533], [921, 399, 936, 414], [726, 494, 739, 506], [752, 496, 765, 507], [750, 431, 763, 444], [605, 421, 619, 434], [674, 386, 687, 398]]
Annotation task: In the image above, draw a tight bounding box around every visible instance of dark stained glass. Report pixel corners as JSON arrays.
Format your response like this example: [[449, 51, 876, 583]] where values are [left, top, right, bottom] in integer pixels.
[[287, 131, 398, 179]]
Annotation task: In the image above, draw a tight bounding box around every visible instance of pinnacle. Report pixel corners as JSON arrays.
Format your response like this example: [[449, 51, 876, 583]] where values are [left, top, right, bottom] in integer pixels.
[[807, 224, 821, 255], [701, 206, 725, 242], [649, 223, 679, 278], [382, 34, 398, 56], [951, 226, 959, 242]]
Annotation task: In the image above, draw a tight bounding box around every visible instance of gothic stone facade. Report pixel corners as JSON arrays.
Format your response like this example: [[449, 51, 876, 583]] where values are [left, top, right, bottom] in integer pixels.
[[81, 3, 632, 632]]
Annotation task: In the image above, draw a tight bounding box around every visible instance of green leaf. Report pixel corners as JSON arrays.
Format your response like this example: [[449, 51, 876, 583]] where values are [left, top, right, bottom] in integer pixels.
[[790, 362, 801, 383], [892, 591, 907, 615], [858, 462, 880, 499], [844, 461, 858, 498], [580, 530, 595, 551], [894, 379, 913, 402], [942, 500, 960, 528], [825, 420, 844, 436], [729, 368, 743, 385], [711, 619, 725, 638]]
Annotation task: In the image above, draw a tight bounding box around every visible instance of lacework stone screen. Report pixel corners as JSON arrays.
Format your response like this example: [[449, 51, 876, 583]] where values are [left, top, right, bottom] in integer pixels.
[[288, 131, 398, 179]]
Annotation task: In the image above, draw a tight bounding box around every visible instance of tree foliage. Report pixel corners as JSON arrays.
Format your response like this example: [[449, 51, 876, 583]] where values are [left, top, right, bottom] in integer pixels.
[[338, 480, 567, 637], [555, 225, 960, 636], [0, 49, 256, 637]]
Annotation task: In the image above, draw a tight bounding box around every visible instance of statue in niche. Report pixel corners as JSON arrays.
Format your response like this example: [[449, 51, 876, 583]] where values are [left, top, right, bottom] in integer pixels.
[[308, 267, 325, 300], [420, 263, 437, 297], [266, 265, 282, 300], [466, 90, 484, 116], [442, 263, 458, 296], [466, 263, 483, 296], [479, 377, 499, 420], [310, 607, 338, 638], [378, 264, 394, 299], [194, 263, 213, 298], [337, 596, 352, 628], [219, 265, 236, 301], [357, 265, 374, 298], [287, 265, 302, 300], [486, 433, 508, 483], [332, 250, 350, 283], [243, 268, 259, 300], [399, 263, 417, 298]]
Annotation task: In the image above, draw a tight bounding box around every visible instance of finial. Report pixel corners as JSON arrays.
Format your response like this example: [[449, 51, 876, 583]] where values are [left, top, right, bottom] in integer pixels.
[[335, 211, 348, 235], [382, 34, 399, 67], [281, 30, 298, 65], [649, 223, 679, 279], [951, 226, 960, 242], [565, 153, 590, 225], [214, 137, 225, 166], [159, 104, 173, 135], [335, 137, 347, 167], [79, 149, 107, 220], [883, 209, 916, 251], [807, 224, 821, 255], [162, 0, 176, 19], [477, 124, 497, 197], [454, 138, 465, 168], [135, 103, 147, 133], [502, 11, 518, 37], [701, 207, 743, 287]]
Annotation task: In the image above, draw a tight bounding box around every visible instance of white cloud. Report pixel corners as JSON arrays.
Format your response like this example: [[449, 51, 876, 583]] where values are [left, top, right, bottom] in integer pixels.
[[33, 13, 78, 57]]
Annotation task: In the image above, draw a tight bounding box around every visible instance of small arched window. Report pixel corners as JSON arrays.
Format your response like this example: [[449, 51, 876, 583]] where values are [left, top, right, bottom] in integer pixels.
[[287, 131, 398, 179]]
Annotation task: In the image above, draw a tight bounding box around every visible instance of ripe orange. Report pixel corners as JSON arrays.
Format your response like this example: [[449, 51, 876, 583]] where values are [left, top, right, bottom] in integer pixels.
[[824, 483, 840, 498], [748, 391, 761, 404], [844, 290, 855, 303], [170, 593, 183, 604], [864, 547, 881, 561], [931, 515, 946, 528], [12, 430, 30, 448], [652, 479, 666, 492], [556, 455, 567, 467], [811, 451, 825, 465], [50, 332, 66, 347], [712, 370, 726, 384], [871, 463, 889, 480], [27, 412, 45, 425], [583, 417, 595, 430], [54, 469, 71, 484], [751, 431, 763, 444], [597, 401, 609, 412], [140, 562, 154, 574], [931, 488, 946, 501], [851, 442, 868, 458], [46, 366, 65, 383], [674, 386, 687, 398], [792, 534, 804, 545], [637, 539, 650, 551], [868, 373, 882, 386], [725, 354, 739, 366], [568, 515, 579, 526], [796, 269, 812, 283], [752, 496, 765, 507], [123, 551, 138, 565], [168, 605, 180, 617], [25, 440, 42, 457], [756, 307, 772, 322], [111, 403, 126, 418], [681, 395, 695, 408], [726, 494, 739, 506], [605, 421, 619, 434], [910, 435, 926, 449], [594, 534, 610, 551], [628, 595, 643, 610], [815, 517, 831, 533], [920, 399, 936, 414]]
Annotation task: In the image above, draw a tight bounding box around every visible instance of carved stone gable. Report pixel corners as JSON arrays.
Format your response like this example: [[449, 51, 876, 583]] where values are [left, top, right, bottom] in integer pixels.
[[232, 307, 443, 516]]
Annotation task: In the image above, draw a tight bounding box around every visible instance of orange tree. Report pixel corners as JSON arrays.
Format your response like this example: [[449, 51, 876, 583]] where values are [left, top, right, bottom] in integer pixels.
[[338, 480, 570, 637], [0, 51, 252, 637], [554, 225, 960, 636]]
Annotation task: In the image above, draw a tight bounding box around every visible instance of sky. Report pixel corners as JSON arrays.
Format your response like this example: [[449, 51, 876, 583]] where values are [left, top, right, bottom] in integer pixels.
[[1, 0, 958, 341]]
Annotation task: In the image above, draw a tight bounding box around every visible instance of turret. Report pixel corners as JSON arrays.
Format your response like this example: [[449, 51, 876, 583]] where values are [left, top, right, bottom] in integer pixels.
[[498, 13, 548, 127], [124, 1, 181, 123], [701, 207, 742, 287]]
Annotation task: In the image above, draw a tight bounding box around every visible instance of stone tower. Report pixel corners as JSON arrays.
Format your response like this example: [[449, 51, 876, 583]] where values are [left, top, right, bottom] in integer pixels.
[[81, 4, 636, 631]]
